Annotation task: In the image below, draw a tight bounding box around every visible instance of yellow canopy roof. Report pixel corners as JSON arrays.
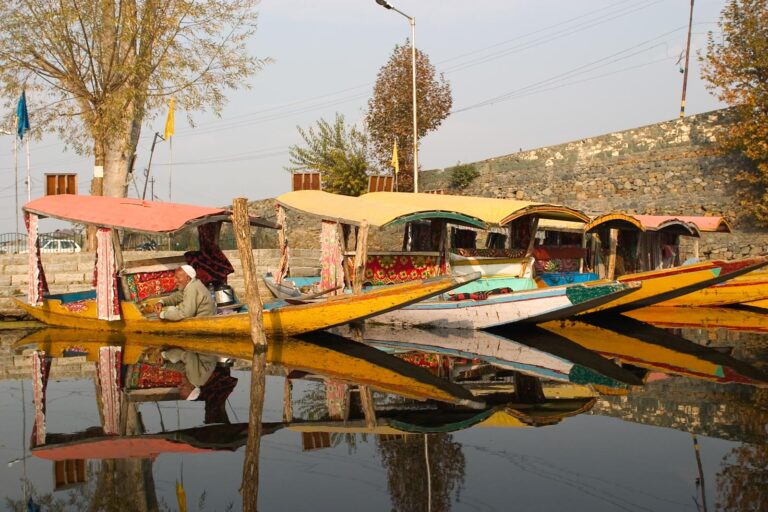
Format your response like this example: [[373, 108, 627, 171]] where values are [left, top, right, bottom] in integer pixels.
[[363, 192, 590, 226], [276, 190, 486, 228]]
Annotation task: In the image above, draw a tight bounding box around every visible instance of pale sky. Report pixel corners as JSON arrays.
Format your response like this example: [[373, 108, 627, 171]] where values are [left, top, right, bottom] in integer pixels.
[[0, 0, 730, 233]]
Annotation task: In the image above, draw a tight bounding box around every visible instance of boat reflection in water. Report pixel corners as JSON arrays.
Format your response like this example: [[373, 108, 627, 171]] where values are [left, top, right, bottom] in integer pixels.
[[8, 311, 768, 511]]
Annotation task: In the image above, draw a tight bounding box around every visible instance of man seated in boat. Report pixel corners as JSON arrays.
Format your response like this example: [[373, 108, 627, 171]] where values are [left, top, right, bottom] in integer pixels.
[[153, 265, 216, 321]]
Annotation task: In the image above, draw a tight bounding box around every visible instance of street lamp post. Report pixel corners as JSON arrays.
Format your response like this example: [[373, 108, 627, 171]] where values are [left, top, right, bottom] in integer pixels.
[[375, 0, 419, 193]]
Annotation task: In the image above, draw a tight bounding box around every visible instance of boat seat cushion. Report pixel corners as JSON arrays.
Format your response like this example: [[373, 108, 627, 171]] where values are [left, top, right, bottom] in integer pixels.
[[123, 270, 177, 302]]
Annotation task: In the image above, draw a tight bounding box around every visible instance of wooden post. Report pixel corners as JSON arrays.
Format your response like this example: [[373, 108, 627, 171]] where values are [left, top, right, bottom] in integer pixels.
[[352, 220, 369, 294], [524, 217, 539, 258], [606, 229, 618, 280], [233, 197, 268, 512], [693, 238, 700, 261]]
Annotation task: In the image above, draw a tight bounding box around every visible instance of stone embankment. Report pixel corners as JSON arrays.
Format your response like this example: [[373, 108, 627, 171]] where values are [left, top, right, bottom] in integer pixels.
[[421, 108, 768, 253], [0, 248, 321, 319]]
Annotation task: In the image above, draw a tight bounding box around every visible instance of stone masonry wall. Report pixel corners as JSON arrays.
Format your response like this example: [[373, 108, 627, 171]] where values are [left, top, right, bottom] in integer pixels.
[[421, 108, 768, 256]]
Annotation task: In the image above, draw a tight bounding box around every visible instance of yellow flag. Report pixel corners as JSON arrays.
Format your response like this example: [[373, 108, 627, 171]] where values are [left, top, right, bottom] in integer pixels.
[[176, 480, 187, 512], [164, 98, 175, 139], [391, 140, 399, 175]]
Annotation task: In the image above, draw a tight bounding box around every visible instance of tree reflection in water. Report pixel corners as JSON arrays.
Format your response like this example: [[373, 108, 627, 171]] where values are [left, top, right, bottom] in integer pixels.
[[377, 433, 465, 512], [717, 442, 768, 511]]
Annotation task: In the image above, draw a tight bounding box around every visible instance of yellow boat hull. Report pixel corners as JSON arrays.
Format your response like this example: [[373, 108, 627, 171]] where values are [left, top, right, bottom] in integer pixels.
[[14, 275, 474, 337], [581, 257, 768, 314], [658, 269, 768, 307]]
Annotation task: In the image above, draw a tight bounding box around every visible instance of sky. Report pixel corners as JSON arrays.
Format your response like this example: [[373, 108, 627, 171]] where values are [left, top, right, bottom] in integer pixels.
[[0, 0, 731, 233]]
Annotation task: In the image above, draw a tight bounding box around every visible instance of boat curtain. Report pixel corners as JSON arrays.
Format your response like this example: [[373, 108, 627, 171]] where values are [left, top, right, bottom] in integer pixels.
[[184, 221, 235, 285], [275, 205, 289, 284], [320, 221, 344, 295], [97, 346, 123, 435], [95, 228, 122, 321], [25, 212, 48, 305], [31, 350, 51, 447]]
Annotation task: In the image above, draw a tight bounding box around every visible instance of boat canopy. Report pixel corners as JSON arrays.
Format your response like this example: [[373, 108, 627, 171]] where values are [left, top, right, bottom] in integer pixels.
[[584, 212, 711, 237], [363, 192, 590, 225], [276, 190, 487, 228], [23, 195, 278, 234]]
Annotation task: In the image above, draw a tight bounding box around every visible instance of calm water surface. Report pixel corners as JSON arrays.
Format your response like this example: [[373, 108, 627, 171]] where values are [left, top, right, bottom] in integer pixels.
[[1, 313, 766, 511]]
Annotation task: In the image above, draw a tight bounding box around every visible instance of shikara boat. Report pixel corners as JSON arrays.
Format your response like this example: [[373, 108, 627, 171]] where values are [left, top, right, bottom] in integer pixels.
[[16, 328, 481, 406], [340, 324, 640, 388], [276, 191, 639, 327], [582, 212, 768, 307], [540, 316, 768, 386], [15, 195, 476, 336], [344, 194, 766, 315]]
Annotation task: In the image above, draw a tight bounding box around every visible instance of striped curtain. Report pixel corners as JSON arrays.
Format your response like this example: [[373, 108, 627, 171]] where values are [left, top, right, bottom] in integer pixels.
[[320, 221, 344, 295], [96, 228, 121, 321], [25, 212, 47, 305]]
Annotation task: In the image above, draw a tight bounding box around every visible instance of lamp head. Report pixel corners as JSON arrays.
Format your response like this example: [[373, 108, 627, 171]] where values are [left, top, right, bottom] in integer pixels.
[[375, 0, 393, 9]]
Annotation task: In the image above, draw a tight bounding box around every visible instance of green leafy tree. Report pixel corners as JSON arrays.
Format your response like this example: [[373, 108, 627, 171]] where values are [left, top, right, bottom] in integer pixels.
[[366, 41, 452, 192], [0, 0, 268, 199], [699, 0, 768, 223], [287, 114, 370, 196]]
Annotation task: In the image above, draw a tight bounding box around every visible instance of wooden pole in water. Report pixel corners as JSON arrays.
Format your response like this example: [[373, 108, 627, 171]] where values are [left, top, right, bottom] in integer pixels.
[[233, 197, 268, 512]]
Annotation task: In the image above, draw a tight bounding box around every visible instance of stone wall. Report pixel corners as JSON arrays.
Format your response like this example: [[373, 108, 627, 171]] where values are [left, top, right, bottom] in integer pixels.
[[421, 108, 768, 254]]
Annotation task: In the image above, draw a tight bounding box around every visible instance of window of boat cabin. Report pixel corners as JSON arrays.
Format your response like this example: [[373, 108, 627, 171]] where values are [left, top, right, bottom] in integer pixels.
[[451, 227, 477, 249], [485, 231, 507, 249]]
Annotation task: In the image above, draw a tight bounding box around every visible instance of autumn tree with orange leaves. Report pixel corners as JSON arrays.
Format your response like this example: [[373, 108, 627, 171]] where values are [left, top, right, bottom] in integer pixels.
[[366, 41, 452, 192], [700, 0, 768, 223]]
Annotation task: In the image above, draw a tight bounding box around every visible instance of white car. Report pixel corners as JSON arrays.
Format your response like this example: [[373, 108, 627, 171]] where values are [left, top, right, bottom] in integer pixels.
[[39, 239, 82, 253]]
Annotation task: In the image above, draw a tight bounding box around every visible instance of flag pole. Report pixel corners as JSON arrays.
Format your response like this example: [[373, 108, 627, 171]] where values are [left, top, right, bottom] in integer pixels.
[[25, 136, 31, 202], [14, 132, 19, 239], [169, 137, 173, 203]]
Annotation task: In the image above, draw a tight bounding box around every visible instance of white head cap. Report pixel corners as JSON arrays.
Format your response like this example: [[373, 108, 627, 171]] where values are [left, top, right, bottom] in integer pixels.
[[180, 264, 196, 279]]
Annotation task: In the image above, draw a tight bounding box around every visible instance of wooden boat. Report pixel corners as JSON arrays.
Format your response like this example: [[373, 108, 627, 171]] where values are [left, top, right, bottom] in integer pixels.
[[276, 191, 638, 327], [540, 316, 768, 386], [659, 268, 768, 307], [344, 194, 768, 315], [583, 212, 768, 307], [625, 305, 768, 334], [16, 328, 482, 406], [580, 257, 768, 314], [341, 324, 640, 388], [16, 195, 477, 336], [369, 280, 640, 329]]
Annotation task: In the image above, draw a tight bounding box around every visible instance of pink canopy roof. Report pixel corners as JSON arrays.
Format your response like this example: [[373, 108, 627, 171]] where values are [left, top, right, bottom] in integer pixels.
[[634, 215, 732, 233], [24, 195, 277, 233]]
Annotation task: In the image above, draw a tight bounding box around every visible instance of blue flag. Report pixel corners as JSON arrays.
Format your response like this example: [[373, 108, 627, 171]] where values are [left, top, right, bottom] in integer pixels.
[[17, 91, 30, 140]]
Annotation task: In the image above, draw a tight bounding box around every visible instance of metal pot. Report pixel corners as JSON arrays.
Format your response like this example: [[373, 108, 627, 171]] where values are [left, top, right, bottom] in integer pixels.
[[213, 283, 236, 306]]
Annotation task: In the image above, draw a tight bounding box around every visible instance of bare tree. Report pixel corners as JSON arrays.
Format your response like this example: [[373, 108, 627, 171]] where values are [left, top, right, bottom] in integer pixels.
[[0, 0, 269, 198]]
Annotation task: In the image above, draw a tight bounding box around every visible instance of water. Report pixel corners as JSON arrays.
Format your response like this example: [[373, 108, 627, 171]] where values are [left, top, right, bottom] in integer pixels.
[[1, 312, 766, 511]]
